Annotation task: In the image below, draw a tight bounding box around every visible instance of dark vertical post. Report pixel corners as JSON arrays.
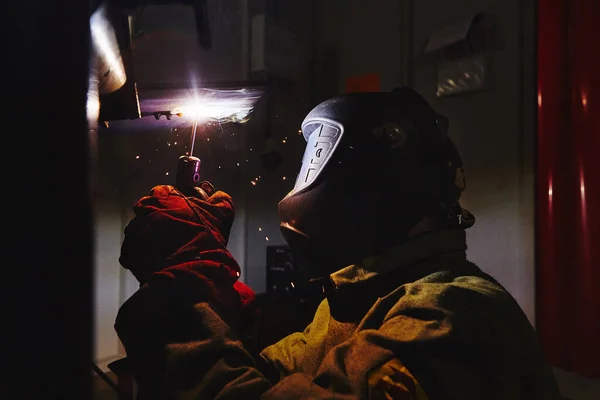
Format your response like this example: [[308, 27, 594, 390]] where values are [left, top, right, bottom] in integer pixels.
[[3, 1, 93, 398]]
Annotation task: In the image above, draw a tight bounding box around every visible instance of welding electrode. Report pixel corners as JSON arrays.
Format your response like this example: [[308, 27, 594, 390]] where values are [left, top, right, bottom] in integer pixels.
[[175, 114, 203, 197], [175, 115, 216, 199]]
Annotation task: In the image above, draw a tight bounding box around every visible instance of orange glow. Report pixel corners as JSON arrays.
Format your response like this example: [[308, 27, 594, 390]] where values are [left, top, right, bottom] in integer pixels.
[[345, 73, 381, 93], [580, 166, 587, 225], [580, 166, 586, 197], [538, 91, 542, 108], [581, 92, 588, 109], [548, 177, 553, 215], [579, 165, 589, 267]]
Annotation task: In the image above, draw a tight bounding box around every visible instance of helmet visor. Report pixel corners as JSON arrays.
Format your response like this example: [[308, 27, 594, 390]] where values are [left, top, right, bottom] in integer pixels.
[[290, 117, 345, 196]]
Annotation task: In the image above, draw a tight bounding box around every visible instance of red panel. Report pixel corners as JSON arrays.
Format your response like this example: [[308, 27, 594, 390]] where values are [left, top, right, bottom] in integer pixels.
[[345, 73, 381, 93], [536, 0, 569, 368], [537, 0, 600, 378], [567, 0, 600, 377]]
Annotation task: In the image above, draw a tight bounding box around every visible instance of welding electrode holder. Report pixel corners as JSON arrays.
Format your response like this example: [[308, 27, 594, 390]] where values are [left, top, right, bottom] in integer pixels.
[[175, 155, 215, 200]]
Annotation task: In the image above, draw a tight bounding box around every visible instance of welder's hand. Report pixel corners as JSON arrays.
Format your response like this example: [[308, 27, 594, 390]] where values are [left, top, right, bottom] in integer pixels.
[[119, 184, 236, 283], [119, 184, 256, 322], [115, 184, 258, 397]]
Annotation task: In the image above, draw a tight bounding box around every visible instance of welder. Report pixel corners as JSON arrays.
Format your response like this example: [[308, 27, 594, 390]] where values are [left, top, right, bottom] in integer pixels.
[[115, 87, 561, 399]]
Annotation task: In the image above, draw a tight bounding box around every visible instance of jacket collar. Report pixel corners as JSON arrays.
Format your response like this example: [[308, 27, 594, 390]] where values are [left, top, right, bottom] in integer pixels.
[[329, 229, 467, 290]]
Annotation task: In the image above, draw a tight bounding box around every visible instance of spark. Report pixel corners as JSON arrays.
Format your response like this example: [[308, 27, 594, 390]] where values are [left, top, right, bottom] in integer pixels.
[[135, 155, 140, 159], [251, 181, 256, 186], [217, 121, 225, 137], [218, 166, 222, 169], [282, 176, 287, 180], [258, 227, 262, 231], [165, 172, 169, 176], [174, 141, 177, 145], [237, 162, 240, 167], [265, 236, 269, 241], [282, 139, 287, 143]]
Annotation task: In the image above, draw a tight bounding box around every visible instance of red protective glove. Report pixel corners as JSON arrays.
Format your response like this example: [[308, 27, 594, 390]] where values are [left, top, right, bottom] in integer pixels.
[[119, 184, 255, 324]]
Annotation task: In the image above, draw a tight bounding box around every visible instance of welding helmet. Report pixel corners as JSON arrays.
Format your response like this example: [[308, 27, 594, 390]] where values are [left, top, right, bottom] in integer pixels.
[[277, 87, 474, 276]]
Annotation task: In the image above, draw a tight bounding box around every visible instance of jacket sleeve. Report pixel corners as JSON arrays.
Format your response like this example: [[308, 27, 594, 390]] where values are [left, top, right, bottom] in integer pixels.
[[256, 297, 439, 400], [259, 277, 560, 400], [114, 278, 450, 400], [115, 281, 427, 400], [117, 276, 558, 399], [115, 282, 272, 400]]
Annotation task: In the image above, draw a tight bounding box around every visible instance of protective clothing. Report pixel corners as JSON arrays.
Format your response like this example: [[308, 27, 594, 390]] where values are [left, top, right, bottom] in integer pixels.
[[115, 228, 561, 399], [278, 88, 474, 275]]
